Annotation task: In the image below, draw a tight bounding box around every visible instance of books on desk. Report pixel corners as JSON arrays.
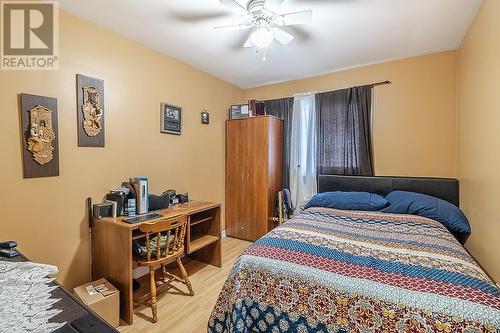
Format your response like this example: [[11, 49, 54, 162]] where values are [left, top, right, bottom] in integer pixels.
[[0, 241, 20, 258]]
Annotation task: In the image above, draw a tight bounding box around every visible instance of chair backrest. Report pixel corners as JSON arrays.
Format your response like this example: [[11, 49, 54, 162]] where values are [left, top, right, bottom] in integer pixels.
[[138, 214, 187, 264]]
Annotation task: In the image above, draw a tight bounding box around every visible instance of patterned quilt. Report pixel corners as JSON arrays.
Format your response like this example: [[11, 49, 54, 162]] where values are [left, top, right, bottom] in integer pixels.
[[209, 207, 500, 333]]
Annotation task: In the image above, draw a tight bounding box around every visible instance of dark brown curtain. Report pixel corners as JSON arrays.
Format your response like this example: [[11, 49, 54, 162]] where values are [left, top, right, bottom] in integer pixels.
[[264, 97, 293, 188], [316, 86, 373, 176]]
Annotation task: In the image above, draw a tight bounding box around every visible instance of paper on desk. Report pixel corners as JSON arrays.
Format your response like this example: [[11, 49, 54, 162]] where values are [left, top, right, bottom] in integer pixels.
[[86, 284, 98, 296]]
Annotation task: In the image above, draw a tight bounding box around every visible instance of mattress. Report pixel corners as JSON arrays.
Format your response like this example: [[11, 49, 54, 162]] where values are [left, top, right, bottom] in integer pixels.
[[209, 207, 500, 332]]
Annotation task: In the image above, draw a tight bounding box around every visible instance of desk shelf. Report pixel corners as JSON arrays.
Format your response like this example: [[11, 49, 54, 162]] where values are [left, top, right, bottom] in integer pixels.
[[132, 231, 146, 240], [186, 206, 221, 257], [189, 234, 219, 253], [190, 216, 213, 227]]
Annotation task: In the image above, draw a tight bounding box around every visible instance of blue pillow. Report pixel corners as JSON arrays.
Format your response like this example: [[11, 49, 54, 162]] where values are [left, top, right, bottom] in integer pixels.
[[382, 191, 471, 234], [304, 191, 388, 211]]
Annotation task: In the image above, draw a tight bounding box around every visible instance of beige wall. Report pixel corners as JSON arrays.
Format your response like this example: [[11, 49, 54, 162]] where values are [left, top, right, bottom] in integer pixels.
[[0, 10, 242, 289], [458, 0, 500, 282], [243, 52, 459, 178]]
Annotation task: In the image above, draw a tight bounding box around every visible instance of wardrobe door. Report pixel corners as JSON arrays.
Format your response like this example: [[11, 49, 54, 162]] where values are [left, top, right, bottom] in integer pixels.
[[245, 118, 270, 240], [225, 119, 249, 239], [266, 118, 283, 232]]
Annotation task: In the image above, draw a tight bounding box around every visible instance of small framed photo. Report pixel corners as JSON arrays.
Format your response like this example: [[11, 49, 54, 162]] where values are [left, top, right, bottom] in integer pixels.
[[201, 110, 209, 124], [229, 104, 249, 119], [160, 103, 182, 135]]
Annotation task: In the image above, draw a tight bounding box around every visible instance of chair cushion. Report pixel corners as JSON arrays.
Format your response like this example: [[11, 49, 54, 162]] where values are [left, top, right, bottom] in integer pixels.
[[133, 235, 176, 260]]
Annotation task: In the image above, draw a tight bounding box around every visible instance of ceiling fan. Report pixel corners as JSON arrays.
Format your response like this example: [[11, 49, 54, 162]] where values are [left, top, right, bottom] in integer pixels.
[[214, 0, 312, 54]]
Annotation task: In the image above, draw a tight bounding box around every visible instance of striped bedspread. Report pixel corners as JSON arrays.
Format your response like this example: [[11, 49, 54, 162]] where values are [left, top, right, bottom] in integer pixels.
[[209, 207, 500, 333]]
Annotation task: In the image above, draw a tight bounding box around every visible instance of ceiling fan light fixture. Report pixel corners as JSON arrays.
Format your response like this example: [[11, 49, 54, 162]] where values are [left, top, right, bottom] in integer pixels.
[[250, 27, 273, 48]]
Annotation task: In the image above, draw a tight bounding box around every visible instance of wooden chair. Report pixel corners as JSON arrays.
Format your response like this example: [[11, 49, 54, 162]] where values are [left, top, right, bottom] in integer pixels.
[[134, 214, 194, 323], [273, 191, 293, 226]]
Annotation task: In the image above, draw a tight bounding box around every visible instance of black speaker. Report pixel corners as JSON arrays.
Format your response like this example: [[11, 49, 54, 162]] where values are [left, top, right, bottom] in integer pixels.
[[93, 202, 114, 219]]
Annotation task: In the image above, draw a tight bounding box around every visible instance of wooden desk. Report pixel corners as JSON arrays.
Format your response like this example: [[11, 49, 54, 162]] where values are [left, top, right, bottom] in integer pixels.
[[91, 201, 222, 325]]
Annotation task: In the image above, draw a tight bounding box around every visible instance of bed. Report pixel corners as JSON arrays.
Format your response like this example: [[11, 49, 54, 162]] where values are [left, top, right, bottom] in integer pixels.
[[209, 176, 500, 332]]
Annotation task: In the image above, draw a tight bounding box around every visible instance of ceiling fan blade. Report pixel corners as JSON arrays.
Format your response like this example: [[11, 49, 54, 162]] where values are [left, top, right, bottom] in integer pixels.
[[214, 23, 252, 32], [170, 11, 229, 23], [271, 28, 294, 44], [277, 10, 312, 26], [264, 0, 286, 11], [243, 36, 254, 48], [220, 0, 248, 13]]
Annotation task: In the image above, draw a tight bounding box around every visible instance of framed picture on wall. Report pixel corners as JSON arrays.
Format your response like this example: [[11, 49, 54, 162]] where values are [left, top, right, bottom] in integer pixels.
[[160, 103, 182, 135]]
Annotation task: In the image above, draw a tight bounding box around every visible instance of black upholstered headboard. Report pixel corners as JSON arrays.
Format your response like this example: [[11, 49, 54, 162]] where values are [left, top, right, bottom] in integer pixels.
[[317, 175, 468, 244], [318, 175, 459, 207]]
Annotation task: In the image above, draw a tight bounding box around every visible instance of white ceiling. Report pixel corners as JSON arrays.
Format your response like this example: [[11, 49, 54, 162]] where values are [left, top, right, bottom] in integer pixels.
[[58, 0, 482, 89]]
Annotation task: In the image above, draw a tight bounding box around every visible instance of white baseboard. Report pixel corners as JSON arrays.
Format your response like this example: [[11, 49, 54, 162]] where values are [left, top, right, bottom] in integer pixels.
[[221, 230, 227, 239]]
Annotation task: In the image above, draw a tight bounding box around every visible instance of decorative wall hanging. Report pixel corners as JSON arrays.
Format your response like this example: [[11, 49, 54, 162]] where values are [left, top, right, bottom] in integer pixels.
[[77, 74, 105, 147], [27, 105, 55, 165], [201, 110, 209, 125], [20, 93, 59, 178], [82, 87, 102, 136], [160, 103, 182, 135]]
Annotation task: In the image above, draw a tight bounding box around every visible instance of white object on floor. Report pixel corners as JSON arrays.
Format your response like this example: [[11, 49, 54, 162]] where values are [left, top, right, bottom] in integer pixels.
[[0, 261, 65, 333]]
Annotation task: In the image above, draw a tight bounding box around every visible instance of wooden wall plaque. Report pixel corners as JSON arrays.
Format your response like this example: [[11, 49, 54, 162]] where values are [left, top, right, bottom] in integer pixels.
[[20, 93, 59, 178], [76, 74, 105, 147]]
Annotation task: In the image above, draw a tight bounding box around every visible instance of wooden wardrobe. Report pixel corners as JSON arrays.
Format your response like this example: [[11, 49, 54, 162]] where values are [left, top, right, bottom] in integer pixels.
[[225, 116, 283, 241]]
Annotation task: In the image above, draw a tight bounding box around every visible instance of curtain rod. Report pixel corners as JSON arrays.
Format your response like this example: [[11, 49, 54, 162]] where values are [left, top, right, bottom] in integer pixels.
[[260, 80, 392, 103], [371, 80, 392, 87], [321, 80, 392, 92]]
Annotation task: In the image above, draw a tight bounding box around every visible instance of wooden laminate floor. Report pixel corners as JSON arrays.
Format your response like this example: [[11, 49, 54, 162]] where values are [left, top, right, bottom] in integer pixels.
[[118, 237, 251, 333]]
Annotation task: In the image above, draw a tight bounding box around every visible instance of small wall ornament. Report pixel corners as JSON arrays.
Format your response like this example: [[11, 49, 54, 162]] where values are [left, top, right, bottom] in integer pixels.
[[27, 105, 56, 165], [201, 110, 209, 124]]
